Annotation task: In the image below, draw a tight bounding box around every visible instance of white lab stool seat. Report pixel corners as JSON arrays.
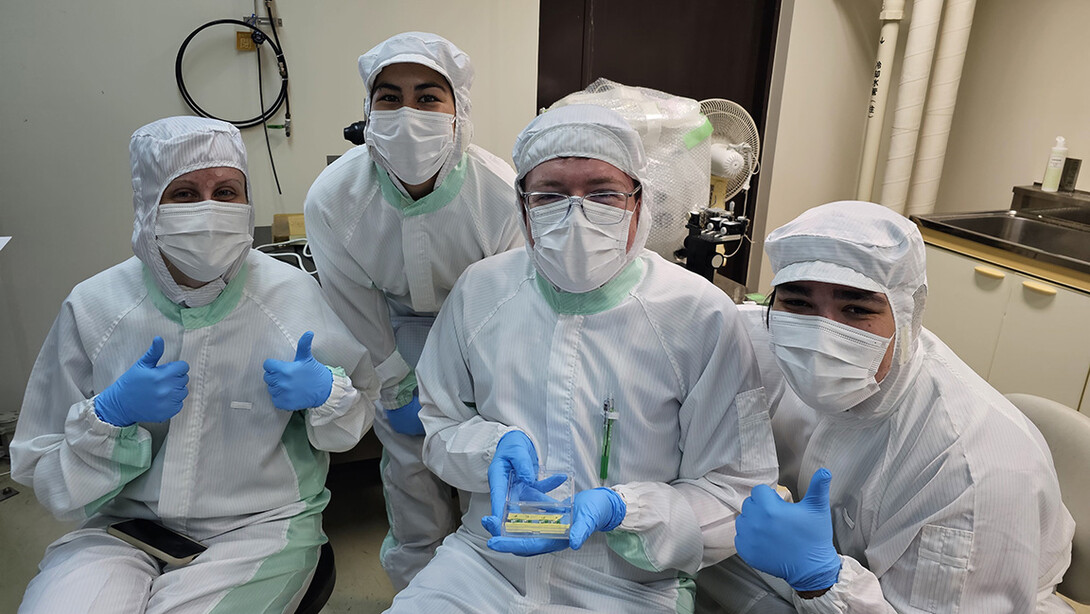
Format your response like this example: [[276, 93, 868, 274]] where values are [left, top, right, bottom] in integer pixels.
[[1005, 393, 1090, 604]]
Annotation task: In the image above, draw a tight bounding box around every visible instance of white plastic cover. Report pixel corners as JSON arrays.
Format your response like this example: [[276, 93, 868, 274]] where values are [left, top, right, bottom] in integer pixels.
[[548, 78, 712, 259]]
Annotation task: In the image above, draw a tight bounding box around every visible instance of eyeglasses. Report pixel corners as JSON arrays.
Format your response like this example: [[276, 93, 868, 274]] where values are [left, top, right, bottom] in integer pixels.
[[518, 185, 642, 226]]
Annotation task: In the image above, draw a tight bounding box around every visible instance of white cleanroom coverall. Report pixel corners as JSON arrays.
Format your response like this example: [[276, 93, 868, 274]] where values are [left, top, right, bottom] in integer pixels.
[[696, 202, 1075, 613], [385, 103, 778, 613], [393, 249, 778, 613], [303, 31, 523, 589], [11, 116, 379, 614]]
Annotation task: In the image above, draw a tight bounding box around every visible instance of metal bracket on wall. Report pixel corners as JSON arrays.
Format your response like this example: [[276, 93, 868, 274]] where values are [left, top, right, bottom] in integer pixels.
[[244, 16, 283, 27]]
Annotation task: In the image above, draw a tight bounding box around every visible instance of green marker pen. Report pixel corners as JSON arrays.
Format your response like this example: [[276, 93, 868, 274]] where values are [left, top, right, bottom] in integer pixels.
[[600, 395, 618, 481]]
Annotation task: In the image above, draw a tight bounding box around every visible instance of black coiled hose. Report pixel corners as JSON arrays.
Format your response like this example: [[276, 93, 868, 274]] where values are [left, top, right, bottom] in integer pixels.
[[175, 18, 288, 129]]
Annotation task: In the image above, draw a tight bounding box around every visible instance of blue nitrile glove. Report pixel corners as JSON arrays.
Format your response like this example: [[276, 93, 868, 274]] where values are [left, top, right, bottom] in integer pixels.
[[262, 331, 334, 411], [568, 487, 626, 550], [735, 468, 841, 592], [481, 431, 568, 556], [94, 337, 189, 427], [385, 392, 425, 436]]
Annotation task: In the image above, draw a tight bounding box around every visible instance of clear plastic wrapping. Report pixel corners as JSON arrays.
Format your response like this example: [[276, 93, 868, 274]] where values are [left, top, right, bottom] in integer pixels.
[[549, 79, 712, 259]]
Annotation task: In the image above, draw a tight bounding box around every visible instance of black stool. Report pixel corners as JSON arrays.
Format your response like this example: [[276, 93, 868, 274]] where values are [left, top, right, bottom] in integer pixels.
[[294, 542, 336, 614]]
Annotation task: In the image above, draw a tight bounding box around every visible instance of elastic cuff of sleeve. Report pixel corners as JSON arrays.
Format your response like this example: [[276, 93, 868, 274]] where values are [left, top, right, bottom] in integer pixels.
[[600, 487, 627, 531], [379, 371, 417, 410], [86, 399, 135, 435], [609, 485, 638, 530], [375, 349, 411, 390], [310, 370, 354, 422], [392, 370, 417, 407]]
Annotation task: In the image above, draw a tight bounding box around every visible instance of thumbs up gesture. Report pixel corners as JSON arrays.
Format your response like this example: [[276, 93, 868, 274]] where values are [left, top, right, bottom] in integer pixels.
[[735, 468, 842, 593], [94, 337, 189, 427], [263, 331, 334, 411]]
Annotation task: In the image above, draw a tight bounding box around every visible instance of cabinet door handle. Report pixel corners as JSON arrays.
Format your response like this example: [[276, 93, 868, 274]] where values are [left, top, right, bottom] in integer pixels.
[[1022, 280, 1058, 296], [973, 266, 1005, 280]]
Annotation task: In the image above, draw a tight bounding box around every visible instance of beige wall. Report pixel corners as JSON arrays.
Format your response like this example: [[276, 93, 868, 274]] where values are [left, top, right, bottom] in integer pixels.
[[935, 0, 1090, 213], [751, 0, 885, 292], [752, 0, 1090, 291], [0, 1, 539, 413]]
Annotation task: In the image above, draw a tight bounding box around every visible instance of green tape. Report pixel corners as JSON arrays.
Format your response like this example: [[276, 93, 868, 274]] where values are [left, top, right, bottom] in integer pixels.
[[683, 117, 714, 149]]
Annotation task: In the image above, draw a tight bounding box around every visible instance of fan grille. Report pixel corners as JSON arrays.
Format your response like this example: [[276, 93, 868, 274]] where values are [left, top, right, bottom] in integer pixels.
[[700, 99, 760, 202]]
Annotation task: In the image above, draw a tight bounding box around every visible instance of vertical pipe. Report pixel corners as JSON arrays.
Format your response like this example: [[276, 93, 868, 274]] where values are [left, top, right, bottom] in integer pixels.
[[905, 0, 977, 216], [880, 0, 945, 214], [857, 0, 905, 202]]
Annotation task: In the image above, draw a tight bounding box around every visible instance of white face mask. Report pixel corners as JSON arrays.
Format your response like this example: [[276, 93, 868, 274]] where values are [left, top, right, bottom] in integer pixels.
[[365, 107, 455, 185], [155, 200, 252, 283], [529, 200, 633, 293], [768, 310, 892, 415]]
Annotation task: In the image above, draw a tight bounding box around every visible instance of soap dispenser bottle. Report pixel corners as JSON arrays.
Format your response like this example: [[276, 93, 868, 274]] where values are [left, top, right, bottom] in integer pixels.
[[1041, 136, 1067, 192]]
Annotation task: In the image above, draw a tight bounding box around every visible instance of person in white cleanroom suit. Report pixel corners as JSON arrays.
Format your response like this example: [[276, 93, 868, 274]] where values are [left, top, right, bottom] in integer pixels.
[[303, 31, 524, 590], [10, 116, 380, 614], [381, 104, 779, 613], [695, 201, 1075, 613]]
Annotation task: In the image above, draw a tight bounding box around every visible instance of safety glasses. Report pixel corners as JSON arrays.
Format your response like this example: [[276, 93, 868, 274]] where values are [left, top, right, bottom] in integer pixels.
[[518, 185, 641, 226]]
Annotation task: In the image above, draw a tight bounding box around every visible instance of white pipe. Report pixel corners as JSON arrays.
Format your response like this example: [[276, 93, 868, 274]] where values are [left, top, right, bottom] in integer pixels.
[[905, 0, 977, 216], [857, 0, 906, 202], [881, 0, 945, 214]]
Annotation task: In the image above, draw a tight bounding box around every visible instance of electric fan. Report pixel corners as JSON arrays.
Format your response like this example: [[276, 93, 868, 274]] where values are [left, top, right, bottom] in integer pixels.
[[683, 99, 761, 281], [702, 98, 760, 207]]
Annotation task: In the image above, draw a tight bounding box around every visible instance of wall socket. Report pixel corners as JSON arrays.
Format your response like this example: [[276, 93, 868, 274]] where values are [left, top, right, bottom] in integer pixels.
[[236, 31, 257, 52]]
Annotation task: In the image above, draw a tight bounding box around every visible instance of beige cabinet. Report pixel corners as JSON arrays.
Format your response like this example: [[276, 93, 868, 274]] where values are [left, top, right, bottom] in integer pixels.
[[923, 245, 1090, 411]]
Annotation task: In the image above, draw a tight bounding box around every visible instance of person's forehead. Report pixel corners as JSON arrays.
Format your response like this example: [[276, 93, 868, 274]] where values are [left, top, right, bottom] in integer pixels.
[[525, 157, 631, 183], [373, 62, 451, 90], [168, 166, 245, 184]]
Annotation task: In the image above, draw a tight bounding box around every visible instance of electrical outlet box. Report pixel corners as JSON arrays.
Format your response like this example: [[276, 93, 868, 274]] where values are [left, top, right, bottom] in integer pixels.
[[236, 31, 256, 52]]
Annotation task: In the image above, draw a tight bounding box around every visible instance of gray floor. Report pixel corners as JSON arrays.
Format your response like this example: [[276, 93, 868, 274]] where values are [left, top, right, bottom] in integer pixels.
[[0, 455, 398, 613]]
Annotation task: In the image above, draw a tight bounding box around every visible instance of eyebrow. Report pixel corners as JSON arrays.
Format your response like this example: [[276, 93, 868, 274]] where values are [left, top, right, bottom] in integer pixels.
[[832, 288, 885, 304], [776, 283, 886, 304], [776, 283, 811, 297], [372, 81, 450, 94]]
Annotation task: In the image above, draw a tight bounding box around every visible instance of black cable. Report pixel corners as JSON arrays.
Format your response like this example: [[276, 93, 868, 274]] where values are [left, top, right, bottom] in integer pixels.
[[263, 0, 291, 136], [256, 45, 282, 194], [175, 18, 287, 128]]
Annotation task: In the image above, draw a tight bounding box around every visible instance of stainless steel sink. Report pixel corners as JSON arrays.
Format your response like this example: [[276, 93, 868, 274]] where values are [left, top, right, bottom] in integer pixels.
[[1023, 206, 1090, 229], [912, 211, 1090, 275]]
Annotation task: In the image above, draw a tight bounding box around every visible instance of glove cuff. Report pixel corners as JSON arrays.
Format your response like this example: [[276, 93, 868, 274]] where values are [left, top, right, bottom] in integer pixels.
[[497, 429, 531, 450], [598, 487, 627, 532], [788, 555, 841, 592], [92, 392, 133, 427]]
